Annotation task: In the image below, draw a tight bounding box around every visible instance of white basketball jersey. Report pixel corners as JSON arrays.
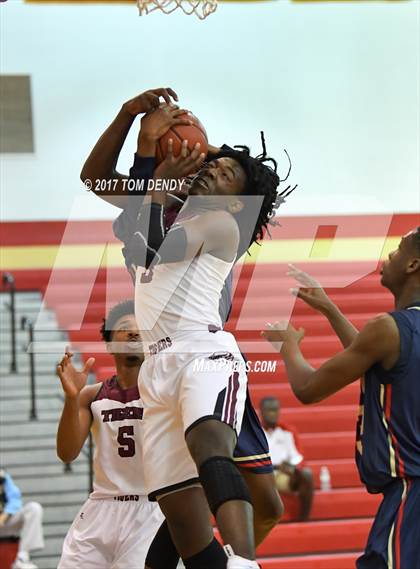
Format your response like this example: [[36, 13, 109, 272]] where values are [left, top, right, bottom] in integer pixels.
[[135, 249, 234, 345], [89, 377, 146, 498]]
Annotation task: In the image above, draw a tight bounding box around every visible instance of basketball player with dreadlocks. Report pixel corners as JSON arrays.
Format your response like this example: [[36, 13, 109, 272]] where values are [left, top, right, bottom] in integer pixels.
[[127, 132, 286, 569], [81, 88, 292, 569], [263, 229, 420, 569]]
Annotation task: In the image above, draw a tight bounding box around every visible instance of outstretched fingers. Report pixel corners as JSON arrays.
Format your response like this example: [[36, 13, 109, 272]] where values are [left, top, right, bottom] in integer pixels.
[[83, 357, 96, 375], [287, 264, 320, 288]]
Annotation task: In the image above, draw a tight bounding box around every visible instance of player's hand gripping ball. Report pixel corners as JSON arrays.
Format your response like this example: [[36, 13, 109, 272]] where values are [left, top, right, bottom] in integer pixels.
[[156, 110, 208, 164]]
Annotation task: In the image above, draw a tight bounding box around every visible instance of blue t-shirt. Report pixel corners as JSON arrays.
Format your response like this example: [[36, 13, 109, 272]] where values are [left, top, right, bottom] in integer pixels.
[[356, 303, 420, 493], [0, 472, 22, 515]]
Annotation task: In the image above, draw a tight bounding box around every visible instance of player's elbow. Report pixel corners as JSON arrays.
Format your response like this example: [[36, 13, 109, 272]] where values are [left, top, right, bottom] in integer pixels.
[[293, 386, 319, 405], [57, 451, 75, 464], [56, 444, 80, 464], [80, 162, 91, 183]]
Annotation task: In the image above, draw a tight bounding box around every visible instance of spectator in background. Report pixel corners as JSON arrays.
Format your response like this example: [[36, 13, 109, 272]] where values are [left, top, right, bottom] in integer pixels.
[[0, 469, 44, 569], [260, 398, 314, 521]]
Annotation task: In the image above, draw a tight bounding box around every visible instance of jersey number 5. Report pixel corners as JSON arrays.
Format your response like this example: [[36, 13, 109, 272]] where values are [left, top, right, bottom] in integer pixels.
[[117, 426, 136, 457]]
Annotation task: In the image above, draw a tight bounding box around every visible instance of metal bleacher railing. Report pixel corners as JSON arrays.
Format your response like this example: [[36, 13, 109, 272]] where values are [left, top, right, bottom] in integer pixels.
[[2, 270, 95, 489], [2, 272, 17, 374], [20, 316, 37, 420]]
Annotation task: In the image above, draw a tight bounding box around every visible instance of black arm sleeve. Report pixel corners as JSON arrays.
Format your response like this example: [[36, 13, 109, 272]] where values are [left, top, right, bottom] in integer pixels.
[[113, 154, 156, 246], [126, 203, 188, 269]]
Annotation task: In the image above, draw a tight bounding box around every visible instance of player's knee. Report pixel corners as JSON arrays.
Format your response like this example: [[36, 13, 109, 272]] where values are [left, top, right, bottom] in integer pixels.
[[265, 492, 284, 522], [254, 490, 284, 526], [186, 420, 236, 467], [24, 501, 43, 520], [199, 456, 252, 516]]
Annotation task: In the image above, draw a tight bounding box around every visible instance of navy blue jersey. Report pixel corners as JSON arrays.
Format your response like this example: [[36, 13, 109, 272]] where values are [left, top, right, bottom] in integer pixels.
[[356, 303, 420, 493]]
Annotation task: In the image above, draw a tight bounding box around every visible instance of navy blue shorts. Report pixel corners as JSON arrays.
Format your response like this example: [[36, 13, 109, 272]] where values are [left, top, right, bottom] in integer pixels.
[[357, 478, 420, 569], [233, 388, 273, 474]]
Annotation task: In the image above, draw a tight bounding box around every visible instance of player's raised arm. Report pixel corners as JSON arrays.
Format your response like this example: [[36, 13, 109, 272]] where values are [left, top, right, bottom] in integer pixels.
[[56, 349, 97, 463], [262, 314, 400, 404], [287, 264, 359, 348], [130, 203, 238, 270], [80, 88, 180, 208]]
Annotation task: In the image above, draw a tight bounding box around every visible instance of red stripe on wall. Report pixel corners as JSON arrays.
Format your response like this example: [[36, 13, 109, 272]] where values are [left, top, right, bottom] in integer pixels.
[[0, 220, 118, 246], [1, 213, 418, 246]]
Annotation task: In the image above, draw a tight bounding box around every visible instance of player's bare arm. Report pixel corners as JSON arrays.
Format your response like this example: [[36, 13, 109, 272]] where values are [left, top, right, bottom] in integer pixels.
[[56, 349, 97, 463], [179, 208, 240, 261], [262, 314, 400, 404], [80, 88, 181, 208], [132, 204, 240, 270], [287, 264, 359, 348]]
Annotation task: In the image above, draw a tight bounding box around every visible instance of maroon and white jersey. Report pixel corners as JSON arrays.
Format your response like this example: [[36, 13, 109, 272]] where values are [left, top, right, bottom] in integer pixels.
[[89, 376, 146, 499], [135, 249, 234, 345]]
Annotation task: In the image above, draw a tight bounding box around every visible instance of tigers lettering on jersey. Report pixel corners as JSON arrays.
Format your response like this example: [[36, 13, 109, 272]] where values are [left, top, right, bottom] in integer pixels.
[[89, 376, 147, 498], [101, 407, 144, 423], [148, 336, 172, 355]]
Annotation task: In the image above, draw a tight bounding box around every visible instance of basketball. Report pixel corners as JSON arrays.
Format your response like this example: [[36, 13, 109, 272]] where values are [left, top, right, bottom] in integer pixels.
[[155, 111, 208, 164]]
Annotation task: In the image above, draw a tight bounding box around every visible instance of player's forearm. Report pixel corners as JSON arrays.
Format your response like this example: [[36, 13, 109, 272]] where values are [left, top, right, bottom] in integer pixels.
[[281, 343, 319, 404], [81, 105, 135, 184], [56, 397, 85, 462], [282, 339, 363, 404], [322, 303, 359, 348]]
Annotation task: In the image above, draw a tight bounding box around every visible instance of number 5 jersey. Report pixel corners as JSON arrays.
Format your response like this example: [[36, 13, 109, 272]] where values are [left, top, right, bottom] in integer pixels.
[[89, 376, 146, 498]]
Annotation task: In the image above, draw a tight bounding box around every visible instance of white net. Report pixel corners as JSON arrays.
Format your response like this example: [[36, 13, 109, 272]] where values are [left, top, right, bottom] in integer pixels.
[[137, 0, 218, 20]]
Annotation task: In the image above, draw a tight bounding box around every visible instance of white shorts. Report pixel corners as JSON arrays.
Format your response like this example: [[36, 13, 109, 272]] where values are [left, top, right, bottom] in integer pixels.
[[139, 330, 248, 500], [57, 496, 163, 569]]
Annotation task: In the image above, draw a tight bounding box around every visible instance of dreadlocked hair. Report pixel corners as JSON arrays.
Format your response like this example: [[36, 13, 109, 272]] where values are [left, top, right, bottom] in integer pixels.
[[100, 299, 135, 343], [212, 132, 297, 257]]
